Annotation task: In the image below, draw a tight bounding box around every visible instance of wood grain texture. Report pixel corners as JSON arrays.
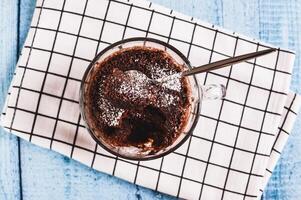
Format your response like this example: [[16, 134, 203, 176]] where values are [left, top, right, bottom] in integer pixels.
[[0, 0, 21, 199], [0, 0, 300, 199]]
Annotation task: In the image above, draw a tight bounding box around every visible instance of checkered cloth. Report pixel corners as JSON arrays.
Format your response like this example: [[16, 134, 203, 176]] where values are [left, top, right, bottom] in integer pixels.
[[1, 0, 300, 199]]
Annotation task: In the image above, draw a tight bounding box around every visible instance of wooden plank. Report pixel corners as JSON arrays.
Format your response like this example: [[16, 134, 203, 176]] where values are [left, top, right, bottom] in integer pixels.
[[151, 0, 224, 25], [0, 0, 21, 199], [258, 0, 301, 199]]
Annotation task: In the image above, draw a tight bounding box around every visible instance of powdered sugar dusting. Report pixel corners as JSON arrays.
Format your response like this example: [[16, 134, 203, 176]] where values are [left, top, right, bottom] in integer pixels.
[[147, 62, 182, 92], [160, 75, 182, 91], [118, 70, 150, 100], [158, 93, 179, 107], [96, 68, 182, 126], [97, 82, 125, 126]]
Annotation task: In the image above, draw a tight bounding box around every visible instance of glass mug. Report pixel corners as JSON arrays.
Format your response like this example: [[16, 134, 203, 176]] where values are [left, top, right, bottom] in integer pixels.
[[80, 38, 225, 160]]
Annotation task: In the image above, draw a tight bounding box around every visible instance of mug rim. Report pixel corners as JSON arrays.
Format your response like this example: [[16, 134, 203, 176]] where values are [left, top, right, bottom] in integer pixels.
[[79, 37, 200, 161]]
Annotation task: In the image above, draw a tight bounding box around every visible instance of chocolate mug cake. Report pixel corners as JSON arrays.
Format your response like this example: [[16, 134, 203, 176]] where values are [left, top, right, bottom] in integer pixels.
[[80, 38, 202, 160], [84, 46, 192, 155]]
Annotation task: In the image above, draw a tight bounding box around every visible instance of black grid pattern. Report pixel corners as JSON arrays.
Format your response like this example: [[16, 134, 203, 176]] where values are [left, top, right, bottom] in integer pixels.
[[259, 93, 300, 196], [242, 50, 279, 199], [8, 0, 46, 136], [0, 0, 299, 199], [198, 35, 239, 199], [220, 43, 259, 199]]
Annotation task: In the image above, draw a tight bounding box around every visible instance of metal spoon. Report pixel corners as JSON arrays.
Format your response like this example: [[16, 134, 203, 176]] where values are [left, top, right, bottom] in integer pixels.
[[156, 48, 277, 82], [125, 48, 276, 85]]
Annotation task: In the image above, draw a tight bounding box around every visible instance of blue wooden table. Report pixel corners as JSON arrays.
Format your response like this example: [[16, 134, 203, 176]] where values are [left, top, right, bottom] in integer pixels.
[[1, 0, 300, 199]]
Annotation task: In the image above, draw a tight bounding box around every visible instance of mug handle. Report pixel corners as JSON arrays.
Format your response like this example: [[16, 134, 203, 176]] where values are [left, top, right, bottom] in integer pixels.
[[200, 84, 226, 100]]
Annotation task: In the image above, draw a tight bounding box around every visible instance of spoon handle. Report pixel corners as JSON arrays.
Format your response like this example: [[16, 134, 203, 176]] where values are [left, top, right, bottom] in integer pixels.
[[182, 48, 277, 77]]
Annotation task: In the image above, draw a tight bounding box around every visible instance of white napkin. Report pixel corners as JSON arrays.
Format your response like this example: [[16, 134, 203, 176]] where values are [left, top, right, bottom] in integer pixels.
[[259, 93, 300, 198], [1, 0, 300, 199]]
